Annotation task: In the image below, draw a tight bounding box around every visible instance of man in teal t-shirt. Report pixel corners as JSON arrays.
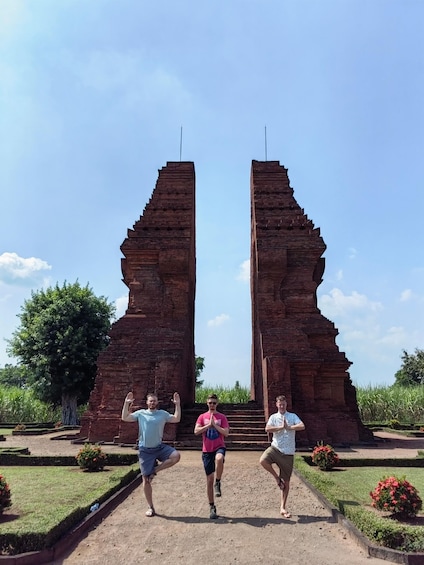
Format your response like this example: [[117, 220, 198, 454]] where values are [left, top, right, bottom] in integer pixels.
[[122, 391, 181, 517]]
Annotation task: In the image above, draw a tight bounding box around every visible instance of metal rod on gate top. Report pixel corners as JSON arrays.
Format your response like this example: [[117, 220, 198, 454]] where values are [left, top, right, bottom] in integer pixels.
[[264, 126, 268, 161], [179, 126, 183, 161]]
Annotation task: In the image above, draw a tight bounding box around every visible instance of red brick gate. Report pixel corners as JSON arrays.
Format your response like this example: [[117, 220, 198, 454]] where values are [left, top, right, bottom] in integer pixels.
[[79, 159, 371, 447]]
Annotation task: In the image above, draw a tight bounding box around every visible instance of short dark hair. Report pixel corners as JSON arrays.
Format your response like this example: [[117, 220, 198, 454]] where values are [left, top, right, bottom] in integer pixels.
[[207, 393, 218, 401]]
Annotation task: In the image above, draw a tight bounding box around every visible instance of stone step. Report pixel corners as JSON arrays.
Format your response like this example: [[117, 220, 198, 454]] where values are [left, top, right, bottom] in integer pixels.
[[172, 440, 269, 451], [175, 405, 268, 450], [179, 424, 267, 431]]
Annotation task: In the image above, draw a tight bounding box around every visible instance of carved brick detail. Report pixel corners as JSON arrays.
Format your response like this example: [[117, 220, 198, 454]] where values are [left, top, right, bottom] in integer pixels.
[[250, 160, 372, 445], [79, 162, 196, 444]]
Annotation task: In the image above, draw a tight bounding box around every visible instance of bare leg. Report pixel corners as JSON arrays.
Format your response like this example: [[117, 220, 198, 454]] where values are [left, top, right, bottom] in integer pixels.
[[143, 476, 154, 509], [259, 457, 284, 490], [206, 473, 214, 504], [215, 452, 224, 481], [155, 451, 180, 473], [280, 479, 291, 518]]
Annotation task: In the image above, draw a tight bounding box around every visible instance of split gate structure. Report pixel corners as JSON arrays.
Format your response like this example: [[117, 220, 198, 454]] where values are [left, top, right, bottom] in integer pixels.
[[79, 160, 371, 447]]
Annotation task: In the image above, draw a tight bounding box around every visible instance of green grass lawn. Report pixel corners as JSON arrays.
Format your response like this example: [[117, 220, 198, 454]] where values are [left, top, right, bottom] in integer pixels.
[[295, 457, 424, 552], [315, 465, 424, 506], [0, 464, 139, 553]]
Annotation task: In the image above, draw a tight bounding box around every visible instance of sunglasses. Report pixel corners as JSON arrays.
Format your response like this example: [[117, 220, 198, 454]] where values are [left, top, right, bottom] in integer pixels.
[[207, 401, 217, 405]]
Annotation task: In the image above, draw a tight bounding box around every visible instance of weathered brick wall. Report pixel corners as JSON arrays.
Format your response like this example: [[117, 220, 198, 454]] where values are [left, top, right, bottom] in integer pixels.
[[79, 162, 196, 444], [250, 160, 372, 445]]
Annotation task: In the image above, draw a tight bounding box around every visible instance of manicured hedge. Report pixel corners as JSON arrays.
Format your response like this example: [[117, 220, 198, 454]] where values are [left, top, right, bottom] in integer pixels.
[[0, 453, 138, 466], [302, 455, 424, 468]]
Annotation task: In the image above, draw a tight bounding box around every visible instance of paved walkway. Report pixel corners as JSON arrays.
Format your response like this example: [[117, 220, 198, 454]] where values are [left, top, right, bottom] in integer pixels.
[[5, 428, 424, 459]]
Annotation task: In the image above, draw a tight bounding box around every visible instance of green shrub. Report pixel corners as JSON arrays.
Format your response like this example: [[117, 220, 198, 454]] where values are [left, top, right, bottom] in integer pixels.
[[76, 443, 107, 472], [0, 453, 138, 466], [388, 419, 401, 430], [0, 474, 11, 514], [311, 442, 339, 471], [370, 476, 422, 519]]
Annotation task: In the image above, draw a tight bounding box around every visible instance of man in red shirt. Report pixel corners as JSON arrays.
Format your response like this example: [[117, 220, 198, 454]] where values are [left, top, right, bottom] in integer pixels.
[[194, 393, 229, 519]]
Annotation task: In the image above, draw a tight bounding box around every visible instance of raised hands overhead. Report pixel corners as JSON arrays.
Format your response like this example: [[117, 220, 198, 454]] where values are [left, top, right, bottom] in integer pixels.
[[172, 392, 180, 404], [125, 392, 134, 404]]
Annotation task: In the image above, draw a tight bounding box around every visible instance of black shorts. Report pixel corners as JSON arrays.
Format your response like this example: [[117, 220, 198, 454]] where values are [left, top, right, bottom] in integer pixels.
[[202, 447, 226, 476]]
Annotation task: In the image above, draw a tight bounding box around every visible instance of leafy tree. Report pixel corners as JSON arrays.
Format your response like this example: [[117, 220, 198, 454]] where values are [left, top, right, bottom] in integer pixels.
[[7, 281, 115, 425], [0, 364, 29, 388], [195, 356, 205, 388], [394, 348, 424, 386]]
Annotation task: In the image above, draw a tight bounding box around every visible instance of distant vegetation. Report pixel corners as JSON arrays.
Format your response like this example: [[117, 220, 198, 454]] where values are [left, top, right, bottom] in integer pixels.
[[1, 383, 424, 424], [0, 387, 61, 423], [197, 383, 424, 423], [355, 384, 424, 423], [196, 381, 250, 404]]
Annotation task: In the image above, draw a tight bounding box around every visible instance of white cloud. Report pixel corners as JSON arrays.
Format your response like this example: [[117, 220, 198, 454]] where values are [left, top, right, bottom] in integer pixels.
[[336, 269, 343, 281], [0, 252, 52, 286], [348, 247, 357, 259], [318, 285, 424, 384], [0, 0, 26, 43], [236, 259, 250, 283], [319, 287, 382, 318], [377, 326, 408, 348], [207, 314, 230, 327], [400, 289, 412, 302], [114, 294, 128, 319]]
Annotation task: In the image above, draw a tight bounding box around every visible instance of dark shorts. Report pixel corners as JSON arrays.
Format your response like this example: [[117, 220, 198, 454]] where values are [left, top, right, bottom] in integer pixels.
[[260, 446, 294, 483], [202, 447, 226, 476], [138, 443, 176, 477]]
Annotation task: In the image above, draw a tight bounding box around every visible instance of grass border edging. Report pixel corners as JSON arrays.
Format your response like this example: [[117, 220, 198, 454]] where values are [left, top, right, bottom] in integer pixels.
[[301, 456, 424, 468], [294, 469, 424, 565], [0, 473, 142, 564]]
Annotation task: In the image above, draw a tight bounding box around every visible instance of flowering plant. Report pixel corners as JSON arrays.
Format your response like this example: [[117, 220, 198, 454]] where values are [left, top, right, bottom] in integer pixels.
[[370, 475, 422, 519], [311, 442, 339, 471], [76, 443, 107, 472], [0, 474, 12, 514]]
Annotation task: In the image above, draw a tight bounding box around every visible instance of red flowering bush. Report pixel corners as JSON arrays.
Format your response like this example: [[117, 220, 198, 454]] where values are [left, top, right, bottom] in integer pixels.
[[311, 442, 339, 471], [76, 443, 107, 472], [370, 475, 422, 519], [0, 474, 12, 514]]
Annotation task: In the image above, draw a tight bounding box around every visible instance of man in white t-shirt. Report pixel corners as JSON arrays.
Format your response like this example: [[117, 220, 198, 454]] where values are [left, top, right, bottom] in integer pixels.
[[259, 395, 305, 518]]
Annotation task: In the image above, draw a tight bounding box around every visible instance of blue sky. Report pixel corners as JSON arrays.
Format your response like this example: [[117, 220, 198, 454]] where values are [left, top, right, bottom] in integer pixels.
[[1, 0, 423, 389]]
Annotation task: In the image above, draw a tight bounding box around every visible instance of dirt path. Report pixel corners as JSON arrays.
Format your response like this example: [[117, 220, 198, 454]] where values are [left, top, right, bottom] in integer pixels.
[[4, 431, 423, 565], [52, 451, 379, 565]]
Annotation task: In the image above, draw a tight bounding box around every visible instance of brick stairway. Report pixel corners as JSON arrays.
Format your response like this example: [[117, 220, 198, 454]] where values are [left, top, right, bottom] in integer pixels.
[[174, 403, 269, 450]]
